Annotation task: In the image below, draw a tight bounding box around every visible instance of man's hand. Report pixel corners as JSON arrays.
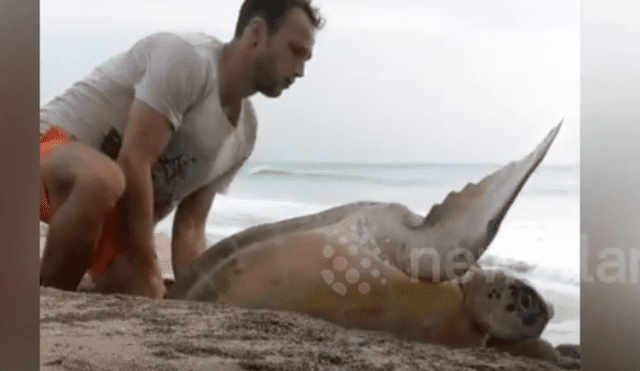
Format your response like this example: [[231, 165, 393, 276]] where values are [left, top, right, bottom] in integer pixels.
[[91, 246, 167, 299], [127, 264, 166, 298]]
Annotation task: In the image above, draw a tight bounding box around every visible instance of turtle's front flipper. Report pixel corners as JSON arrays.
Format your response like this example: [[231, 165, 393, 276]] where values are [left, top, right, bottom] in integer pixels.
[[396, 121, 563, 283]]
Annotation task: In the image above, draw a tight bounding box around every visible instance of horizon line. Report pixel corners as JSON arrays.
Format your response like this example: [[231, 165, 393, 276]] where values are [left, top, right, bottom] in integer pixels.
[[246, 159, 580, 167]]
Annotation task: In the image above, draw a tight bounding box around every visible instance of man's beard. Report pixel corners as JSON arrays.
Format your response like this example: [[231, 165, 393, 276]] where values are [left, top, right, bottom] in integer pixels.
[[254, 52, 283, 97]]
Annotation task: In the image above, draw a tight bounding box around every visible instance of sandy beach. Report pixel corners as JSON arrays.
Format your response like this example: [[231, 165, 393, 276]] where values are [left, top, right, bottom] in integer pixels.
[[39, 223, 579, 370], [41, 286, 580, 371]]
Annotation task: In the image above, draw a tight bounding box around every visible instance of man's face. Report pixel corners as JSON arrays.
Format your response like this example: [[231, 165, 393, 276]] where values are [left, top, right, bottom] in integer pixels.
[[254, 7, 316, 97]]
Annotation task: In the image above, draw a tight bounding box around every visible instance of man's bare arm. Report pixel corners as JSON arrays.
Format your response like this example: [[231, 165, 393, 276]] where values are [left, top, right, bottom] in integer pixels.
[[171, 181, 217, 281], [116, 99, 173, 295]]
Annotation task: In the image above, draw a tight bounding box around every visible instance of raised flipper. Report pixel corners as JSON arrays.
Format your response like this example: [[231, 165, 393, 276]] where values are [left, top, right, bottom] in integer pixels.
[[394, 121, 563, 282]]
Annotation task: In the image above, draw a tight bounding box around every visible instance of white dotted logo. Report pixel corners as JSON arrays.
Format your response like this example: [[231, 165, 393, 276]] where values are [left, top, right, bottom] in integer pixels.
[[320, 220, 388, 296]]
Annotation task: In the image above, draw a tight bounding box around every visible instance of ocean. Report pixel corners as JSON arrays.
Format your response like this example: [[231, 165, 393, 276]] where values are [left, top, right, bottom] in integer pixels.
[[155, 161, 580, 346]]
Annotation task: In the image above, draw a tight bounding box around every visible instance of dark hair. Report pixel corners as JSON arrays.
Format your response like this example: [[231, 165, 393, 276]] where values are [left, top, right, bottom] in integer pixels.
[[234, 0, 324, 38]]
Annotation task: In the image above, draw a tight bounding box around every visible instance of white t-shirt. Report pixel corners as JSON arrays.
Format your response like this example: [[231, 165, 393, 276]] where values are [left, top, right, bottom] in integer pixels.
[[41, 32, 257, 212]]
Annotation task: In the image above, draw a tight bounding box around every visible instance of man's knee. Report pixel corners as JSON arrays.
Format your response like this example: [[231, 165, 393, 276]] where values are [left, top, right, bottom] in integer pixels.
[[42, 143, 126, 216], [77, 171, 125, 211]]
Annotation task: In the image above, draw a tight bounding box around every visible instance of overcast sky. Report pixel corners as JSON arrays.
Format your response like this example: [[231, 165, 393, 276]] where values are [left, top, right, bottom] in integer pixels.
[[41, 0, 579, 164]]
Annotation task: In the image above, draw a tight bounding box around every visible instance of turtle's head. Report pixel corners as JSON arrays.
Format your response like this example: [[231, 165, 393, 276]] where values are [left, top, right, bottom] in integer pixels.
[[459, 267, 553, 340]]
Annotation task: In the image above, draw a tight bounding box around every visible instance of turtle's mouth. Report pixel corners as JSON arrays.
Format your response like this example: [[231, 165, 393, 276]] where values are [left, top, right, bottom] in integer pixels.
[[163, 278, 175, 292], [509, 283, 552, 323]]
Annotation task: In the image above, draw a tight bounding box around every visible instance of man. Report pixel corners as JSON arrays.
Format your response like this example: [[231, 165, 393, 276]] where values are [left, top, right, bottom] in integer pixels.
[[39, 0, 323, 298]]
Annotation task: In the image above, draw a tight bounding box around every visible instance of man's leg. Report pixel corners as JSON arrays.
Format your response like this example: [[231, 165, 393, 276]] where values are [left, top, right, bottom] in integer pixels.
[[40, 140, 125, 291]]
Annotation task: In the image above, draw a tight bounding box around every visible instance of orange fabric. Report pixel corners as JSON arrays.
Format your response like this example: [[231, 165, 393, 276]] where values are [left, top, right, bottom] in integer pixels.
[[89, 210, 124, 277], [40, 126, 72, 223], [40, 127, 123, 277]]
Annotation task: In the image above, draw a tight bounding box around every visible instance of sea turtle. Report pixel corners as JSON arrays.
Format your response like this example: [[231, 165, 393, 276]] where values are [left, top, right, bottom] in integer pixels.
[[166, 122, 565, 363]]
